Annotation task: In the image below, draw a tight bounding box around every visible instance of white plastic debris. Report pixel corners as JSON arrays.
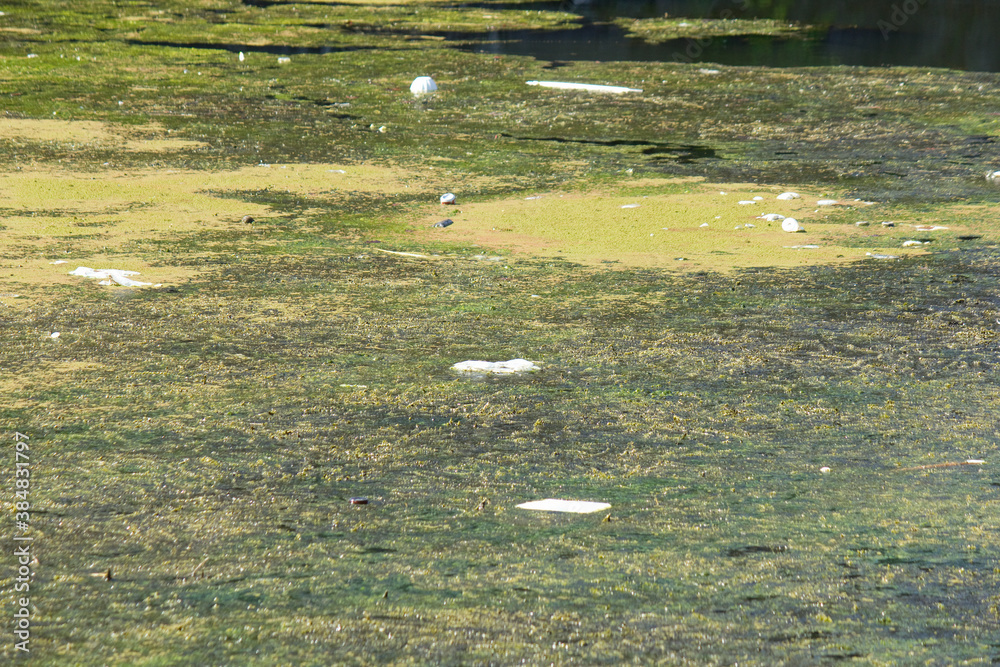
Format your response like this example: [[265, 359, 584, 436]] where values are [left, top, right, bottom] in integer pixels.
[[49, 332, 60, 339], [759, 213, 785, 221], [452, 359, 539, 374], [819, 466, 831, 473], [526, 80, 642, 94], [914, 225, 948, 231], [238, 51, 245, 62], [987, 170, 1000, 181], [902, 240, 925, 247], [817, 199, 838, 206], [777, 192, 800, 200], [881, 221, 895, 227], [785, 244, 819, 249], [867, 252, 899, 259], [410, 76, 438, 94], [855, 221, 870, 226], [752, 196, 763, 200], [440, 193, 456, 205], [781, 218, 804, 232], [699, 222, 709, 228], [49, 260, 68, 264], [517, 499, 611, 514], [277, 57, 291, 64], [737, 200, 756, 205], [621, 203, 640, 209], [69, 266, 152, 287]]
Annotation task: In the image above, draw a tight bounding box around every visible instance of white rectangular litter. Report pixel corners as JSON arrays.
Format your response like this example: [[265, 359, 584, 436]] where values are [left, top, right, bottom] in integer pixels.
[[526, 81, 642, 94], [516, 499, 611, 514]]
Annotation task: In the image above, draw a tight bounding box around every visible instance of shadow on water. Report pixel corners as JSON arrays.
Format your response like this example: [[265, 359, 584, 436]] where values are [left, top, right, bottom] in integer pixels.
[[125, 39, 380, 57], [499, 133, 721, 163], [452, 0, 1000, 72]]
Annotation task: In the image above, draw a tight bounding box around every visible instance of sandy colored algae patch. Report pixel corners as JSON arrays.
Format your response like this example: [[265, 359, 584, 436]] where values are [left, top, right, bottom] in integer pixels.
[[411, 179, 938, 271]]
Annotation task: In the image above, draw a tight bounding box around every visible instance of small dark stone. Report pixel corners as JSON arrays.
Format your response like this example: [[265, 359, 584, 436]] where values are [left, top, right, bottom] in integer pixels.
[[433, 219, 454, 228], [241, 215, 254, 224]]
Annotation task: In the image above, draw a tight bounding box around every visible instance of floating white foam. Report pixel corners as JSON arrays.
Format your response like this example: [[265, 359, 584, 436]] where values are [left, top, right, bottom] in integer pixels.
[[526, 80, 642, 94], [777, 192, 800, 200], [517, 499, 611, 514], [817, 199, 838, 206], [452, 359, 539, 374]]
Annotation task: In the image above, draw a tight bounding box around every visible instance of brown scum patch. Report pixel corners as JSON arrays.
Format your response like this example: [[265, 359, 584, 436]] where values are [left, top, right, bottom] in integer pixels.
[[407, 178, 933, 272]]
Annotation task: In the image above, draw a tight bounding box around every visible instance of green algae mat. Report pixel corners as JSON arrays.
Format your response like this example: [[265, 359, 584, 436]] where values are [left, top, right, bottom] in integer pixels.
[[2, 1, 1000, 664]]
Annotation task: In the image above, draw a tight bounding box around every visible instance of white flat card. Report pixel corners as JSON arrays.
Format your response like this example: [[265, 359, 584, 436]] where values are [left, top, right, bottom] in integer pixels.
[[516, 499, 611, 514]]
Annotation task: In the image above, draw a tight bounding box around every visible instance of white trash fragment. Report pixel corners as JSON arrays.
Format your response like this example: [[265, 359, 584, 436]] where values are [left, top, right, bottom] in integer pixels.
[[328, 169, 346, 174], [914, 225, 948, 231], [49, 332, 60, 339], [817, 199, 838, 206], [785, 244, 819, 249], [699, 222, 709, 228], [881, 221, 895, 227], [855, 220, 870, 226], [867, 252, 899, 259], [69, 266, 152, 287], [737, 200, 756, 205], [410, 76, 438, 94], [621, 203, 640, 209], [820, 466, 831, 473], [987, 170, 1000, 181], [517, 499, 611, 514], [777, 192, 800, 200], [50, 260, 68, 265], [902, 240, 925, 247], [452, 359, 539, 374], [440, 193, 456, 205], [744, 223, 755, 228], [238, 51, 245, 62], [525, 195, 542, 200], [759, 213, 785, 221], [526, 80, 642, 94], [277, 57, 291, 64], [781, 218, 804, 232], [698, 68, 721, 74], [752, 196, 763, 200]]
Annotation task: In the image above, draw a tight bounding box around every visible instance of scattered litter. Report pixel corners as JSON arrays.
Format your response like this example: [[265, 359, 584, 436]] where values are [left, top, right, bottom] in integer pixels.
[[517, 499, 611, 514], [902, 240, 925, 247], [277, 57, 291, 64], [410, 76, 438, 94], [526, 80, 642, 94], [349, 497, 369, 505], [819, 466, 831, 473], [914, 225, 947, 231], [699, 222, 709, 228], [0, 293, 20, 298], [530, 294, 541, 298], [49, 332, 60, 339], [781, 218, 804, 232], [987, 170, 1000, 181], [241, 215, 254, 224], [752, 196, 763, 201], [472, 254, 504, 261], [452, 359, 539, 374], [777, 192, 800, 200], [372, 247, 431, 259], [621, 203, 640, 209], [867, 252, 899, 259], [817, 199, 838, 206], [339, 384, 368, 388], [525, 195, 542, 200], [737, 200, 756, 205], [881, 221, 895, 227], [440, 193, 456, 205], [897, 459, 985, 472], [785, 244, 819, 249], [328, 169, 347, 174], [433, 219, 454, 228], [69, 266, 152, 287], [719, 191, 727, 195], [49, 260, 68, 265], [759, 214, 785, 221], [698, 68, 721, 74], [744, 223, 755, 228], [238, 51, 245, 62], [855, 220, 870, 227]]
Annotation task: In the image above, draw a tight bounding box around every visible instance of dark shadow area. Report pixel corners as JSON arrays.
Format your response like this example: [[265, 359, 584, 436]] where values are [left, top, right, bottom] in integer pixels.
[[125, 39, 380, 57], [499, 133, 722, 163]]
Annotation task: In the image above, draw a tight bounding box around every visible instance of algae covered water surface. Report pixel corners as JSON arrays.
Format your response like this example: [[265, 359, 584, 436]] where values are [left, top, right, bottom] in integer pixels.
[[2, 1, 999, 664]]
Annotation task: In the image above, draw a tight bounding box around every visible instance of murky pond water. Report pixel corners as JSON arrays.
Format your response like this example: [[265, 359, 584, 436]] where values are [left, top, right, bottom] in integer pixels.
[[466, 0, 1000, 71]]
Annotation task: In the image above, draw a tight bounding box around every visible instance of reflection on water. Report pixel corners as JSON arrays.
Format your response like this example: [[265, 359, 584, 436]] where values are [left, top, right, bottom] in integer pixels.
[[466, 0, 1000, 71]]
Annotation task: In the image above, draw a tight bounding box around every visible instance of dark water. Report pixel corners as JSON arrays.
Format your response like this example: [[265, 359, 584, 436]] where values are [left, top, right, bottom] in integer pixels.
[[463, 0, 1000, 71]]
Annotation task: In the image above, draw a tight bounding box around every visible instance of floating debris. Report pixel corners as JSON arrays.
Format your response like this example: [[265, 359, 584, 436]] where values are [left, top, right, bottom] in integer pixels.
[[440, 193, 456, 205], [776, 192, 800, 200], [867, 252, 899, 259], [987, 170, 1000, 181], [410, 76, 437, 94], [525, 195, 542, 200], [240, 215, 254, 224], [759, 213, 785, 221], [819, 467, 831, 473], [881, 221, 895, 227], [433, 219, 454, 228], [349, 497, 369, 505], [516, 499, 611, 514], [817, 199, 838, 206], [737, 200, 757, 205], [785, 244, 819, 249], [238, 51, 245, 62], [855, 220, 870, 227], [69, 266, 153, 287], [49, 259, 68, 264], [902, 240, 925, 247], [452, 359, 539, 374], [781, 218, 804, 232], [699, 223, 709, 228], [49, 332, 60, 339], [914, 225, 948, 231], [752, 196, 763, 201], [526, 80, 642, 94], [698, 68, 721, 74], [277, 57, 291, 64], [621, 203, 640, 209]]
